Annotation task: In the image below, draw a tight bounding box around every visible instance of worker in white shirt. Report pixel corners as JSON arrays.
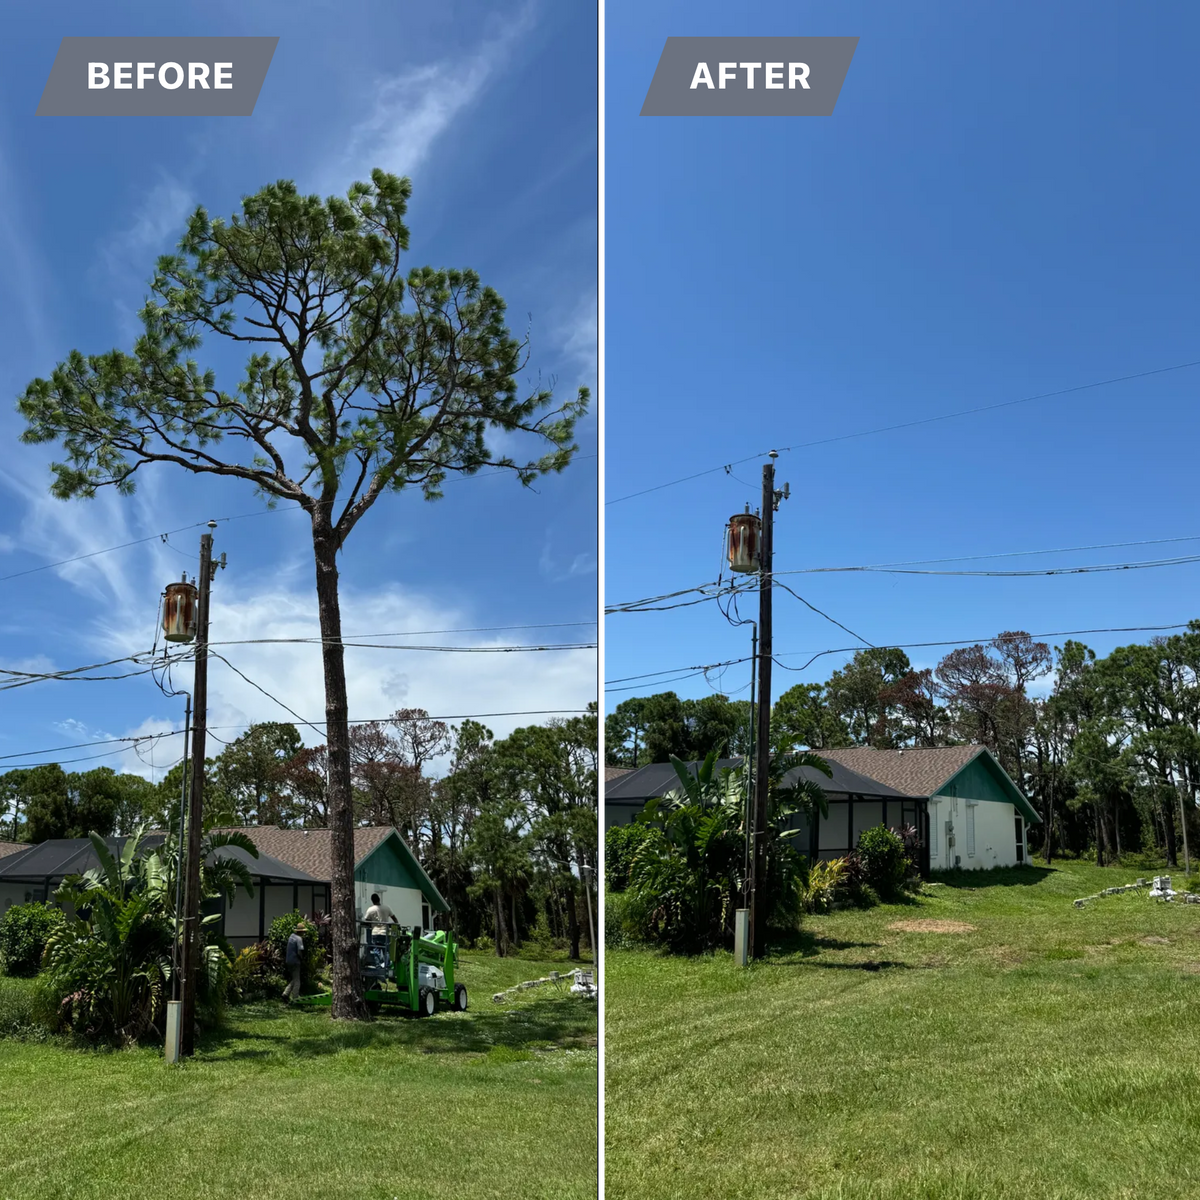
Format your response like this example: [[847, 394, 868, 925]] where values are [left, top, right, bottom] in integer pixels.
[[363, 893, 397, 944]]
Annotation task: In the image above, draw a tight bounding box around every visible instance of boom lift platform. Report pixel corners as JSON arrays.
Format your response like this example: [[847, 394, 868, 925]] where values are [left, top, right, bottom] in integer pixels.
[[297, 921, 468, 1017]]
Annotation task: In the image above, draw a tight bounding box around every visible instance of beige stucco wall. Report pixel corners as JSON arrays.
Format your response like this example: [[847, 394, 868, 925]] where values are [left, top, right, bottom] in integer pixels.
[[928, 794, 1025, 870]]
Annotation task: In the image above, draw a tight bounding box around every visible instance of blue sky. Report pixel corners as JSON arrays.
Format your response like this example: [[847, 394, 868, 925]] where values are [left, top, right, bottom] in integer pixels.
[[0, 1, 596, 785], [605, 0, 1200, 716]]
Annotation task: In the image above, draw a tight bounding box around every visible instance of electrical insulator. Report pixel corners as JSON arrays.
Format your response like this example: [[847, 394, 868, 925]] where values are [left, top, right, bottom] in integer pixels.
[[727, 509, 762, 574], [163, 579, 199, 643]]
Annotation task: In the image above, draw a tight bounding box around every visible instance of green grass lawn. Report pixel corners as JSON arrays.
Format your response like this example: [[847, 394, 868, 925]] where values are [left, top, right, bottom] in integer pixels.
[[606, 860, 1200, 1200], [0, 951, 597, 1200]]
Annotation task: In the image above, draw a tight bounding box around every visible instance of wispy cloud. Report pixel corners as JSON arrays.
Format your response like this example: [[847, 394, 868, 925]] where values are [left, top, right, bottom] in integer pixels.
[[0, 139, 56, 370], [93, 174, 195, 339], [557, 289, 598, 386], [539, 537, 597, 583], [88, 575, 595, 780], [320, 8, 533, 192]]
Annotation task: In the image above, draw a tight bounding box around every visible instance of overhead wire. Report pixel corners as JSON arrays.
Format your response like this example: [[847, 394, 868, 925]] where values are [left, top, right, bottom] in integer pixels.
[[605, 357, 1200, 506], [605, 623, 1197, 691], [0, 708, 597, 772], [0, 445, 597, 588]]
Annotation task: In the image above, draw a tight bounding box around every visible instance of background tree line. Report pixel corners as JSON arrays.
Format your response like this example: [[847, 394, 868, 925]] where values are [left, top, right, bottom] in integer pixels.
[[607, 625, 1200, 868], [1, 705, 598, 959]]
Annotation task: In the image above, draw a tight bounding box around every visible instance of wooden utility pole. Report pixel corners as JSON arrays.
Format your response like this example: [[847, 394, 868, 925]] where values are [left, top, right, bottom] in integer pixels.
[[180, 523, 217, 1056], [748, 455, 776, 960]]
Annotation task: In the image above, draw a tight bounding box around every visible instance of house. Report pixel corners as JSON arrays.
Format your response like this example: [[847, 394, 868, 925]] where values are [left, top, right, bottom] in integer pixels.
[[603, 744, 1039, 874], [604, 759, 743, 830], [819, 747, 1040, 870], [223, 825, 450, 947], [0, 824, 451, 951], [0, 835, 320, 942]]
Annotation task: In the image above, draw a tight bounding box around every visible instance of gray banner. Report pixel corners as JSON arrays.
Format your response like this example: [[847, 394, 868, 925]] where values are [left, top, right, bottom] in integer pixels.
[[37, 37, 279, 116], [641, 37, 858, 116]]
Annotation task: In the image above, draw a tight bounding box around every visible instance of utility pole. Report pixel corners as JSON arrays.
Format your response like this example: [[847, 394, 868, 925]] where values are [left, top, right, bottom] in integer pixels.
[[179, 522, 224, 1056], [747, 454, 776, 959], [173, 692, 191, 1000]]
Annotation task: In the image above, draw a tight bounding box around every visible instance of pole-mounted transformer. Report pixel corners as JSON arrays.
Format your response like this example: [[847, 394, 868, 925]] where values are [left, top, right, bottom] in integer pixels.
[[163, 576, 199, 643], [727, 506, 762, 574]]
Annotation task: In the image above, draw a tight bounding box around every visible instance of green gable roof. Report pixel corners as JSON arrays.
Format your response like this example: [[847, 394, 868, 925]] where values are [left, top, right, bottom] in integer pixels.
[[354, 829, 450, 912], [933, 749, 1041, 825]]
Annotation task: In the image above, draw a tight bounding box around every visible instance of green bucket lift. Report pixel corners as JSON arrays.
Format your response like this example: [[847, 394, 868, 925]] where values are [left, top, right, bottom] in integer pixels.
[[297, 922, 467, 1017]]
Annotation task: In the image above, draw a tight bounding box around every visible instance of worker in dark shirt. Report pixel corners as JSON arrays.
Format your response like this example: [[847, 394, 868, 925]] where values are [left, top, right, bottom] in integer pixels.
[[283, 922, 306, 1003]]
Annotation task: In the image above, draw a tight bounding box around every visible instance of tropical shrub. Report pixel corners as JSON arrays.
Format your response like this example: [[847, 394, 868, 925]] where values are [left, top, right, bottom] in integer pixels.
[[603, 890, 628, 947], [856, 826, 908, 900], [267, 910, 325, 993], [622, 754, 744, 953], [0, 977, 45, 1040], [228, 942, 287, 1003], [0, 902, 64, 976], [38, 829, 238, 1043], [621, 749, 834, 953], [605, 822, 655, 893], [801, 858, 847, 914], [892, 822, 925, 882], [836, 851, 879, 909], [41, 837, 175, 1043], [229, 944, 263, 1003]]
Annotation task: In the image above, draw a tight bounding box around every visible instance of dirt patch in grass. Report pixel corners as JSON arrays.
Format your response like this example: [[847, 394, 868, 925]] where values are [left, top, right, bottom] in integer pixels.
[[1140, 935, 1172, 946], [889, 919, 977, 934]]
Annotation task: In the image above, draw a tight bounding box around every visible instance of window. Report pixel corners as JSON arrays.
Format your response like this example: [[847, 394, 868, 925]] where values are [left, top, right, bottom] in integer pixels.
[[1015, 816, 1025, 863], [966, 802, 977, 858]]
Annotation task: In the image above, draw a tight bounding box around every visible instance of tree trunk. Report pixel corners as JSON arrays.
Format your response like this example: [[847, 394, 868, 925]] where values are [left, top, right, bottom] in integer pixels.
[[493, 887, 508, 956], [1162, 791, 1179, 867], [566, 880, 581, 960], [511, 890, 520, 945], [312, 525, 366, 1020]]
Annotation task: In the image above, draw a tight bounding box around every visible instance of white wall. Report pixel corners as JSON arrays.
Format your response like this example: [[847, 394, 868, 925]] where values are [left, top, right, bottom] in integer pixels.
[[354, 881, 426, 929], [928, 794, 1024, 870], [0, 883, 43, 911]]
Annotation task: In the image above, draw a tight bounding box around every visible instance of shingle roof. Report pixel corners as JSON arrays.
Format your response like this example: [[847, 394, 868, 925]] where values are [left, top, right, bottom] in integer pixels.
[[779, 758, 908, 798], [223, 826, 449, 912], [605, 759, 746, 801], [221, 826, 392, 881], [605, 756, 907, 801], [0, 835, 319, 884], [605, 766, 634, 782], [818, 746, 985, 797], [0, 841, 27, 859]]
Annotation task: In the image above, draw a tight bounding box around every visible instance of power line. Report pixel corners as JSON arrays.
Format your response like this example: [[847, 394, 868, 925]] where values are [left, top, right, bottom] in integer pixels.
[[0, 651, 185, 693], [0, 730, 178, 762], [606, 358, 1200, 506], [0, 510, 287, 586], [778, 554, 1200, 579], [771, 579, 874, 646], [790, 533, 1200, 571], [605, 623, 1197, 692], [773, 623, 1195, 674], [207, 639, 596, 653], [209, 652, 326, 740], [607, 548, 1200, 617], [0, 709, 597, 773], [0, 444, 597, 588]]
